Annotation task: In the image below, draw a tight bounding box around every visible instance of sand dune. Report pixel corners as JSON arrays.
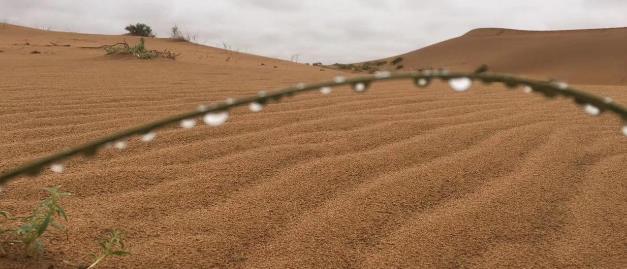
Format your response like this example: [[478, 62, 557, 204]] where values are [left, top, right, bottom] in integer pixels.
[[0, 24, 626, 268], [375, 27, 627, 85]]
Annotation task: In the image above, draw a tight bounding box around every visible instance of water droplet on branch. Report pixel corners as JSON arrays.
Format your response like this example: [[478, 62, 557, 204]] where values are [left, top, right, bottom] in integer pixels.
[[622, 125, 627, 136], [334, 76, 346, 84], [249, 102, 264, 112], [203, 111, 229, 126], [50, 163, 64, 173], [141, 132, 157, 142], [415, 78, 430, 88], [180, 119, 197, 129], [583, 104, 601, 116], [320, 87, 332, 95], [374, 71, 391, 79], [449, 77, 472, 92], [554, 81, 569, 90], [523, 86, 534, 94], [114, 141, 127, 150], [352, 82, 369, 93]]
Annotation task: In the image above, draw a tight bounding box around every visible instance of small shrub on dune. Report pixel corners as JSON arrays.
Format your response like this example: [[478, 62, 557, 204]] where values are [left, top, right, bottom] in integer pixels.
[[104, 38, 178, 60]]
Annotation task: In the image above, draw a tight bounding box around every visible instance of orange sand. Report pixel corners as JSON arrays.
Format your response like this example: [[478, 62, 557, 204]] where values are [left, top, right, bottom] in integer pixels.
[[382, 27, 627, 85], [0, 24, 625, 268]]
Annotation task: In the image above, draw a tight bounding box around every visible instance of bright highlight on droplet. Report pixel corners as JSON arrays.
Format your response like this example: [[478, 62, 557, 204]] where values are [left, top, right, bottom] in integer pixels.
[[554, 81, 569, 90], [622, 125, 627, 136], [352, 82, 368, 93], [114, 141, 127, 150], [583, 104, 601, 116], [449, 77, 472, 92], [523, 86, 533, 94], [249, 102, 263, 112], [334, 76, 346, 83], [197, 105, 208, 112], [50, 163, 64, 173], [141, 132, 156, 142], [320, 87, 332, 95], [203, 111, 229, 126], [374, 71, 391, 79], [180, 119, 197, 129], [415, 78, 430, 87]]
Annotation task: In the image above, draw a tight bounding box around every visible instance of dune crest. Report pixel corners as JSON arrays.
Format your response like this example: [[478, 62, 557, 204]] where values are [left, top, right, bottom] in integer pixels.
[[376, 27, 627, 85]]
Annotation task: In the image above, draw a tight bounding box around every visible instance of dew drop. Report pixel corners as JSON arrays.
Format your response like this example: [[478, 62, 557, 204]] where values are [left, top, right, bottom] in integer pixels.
[[415, 78, 430, 88], [249, 102, 263, 112], [554, 81, 569, 90], [334, 76, 346, 84], [203, 111, 229, 126], [374, 71, 391, 79], [197, 105, 208, 112], [352, 82, 369, 93], [320, 86, 332, 95], [141, 131, 157, 142], [114, 140, 127, 150], [180, 119, 197, 129], [622, 125, 627, 136], [583, 104, 601, 116], [449, 77, 472, 92], [50, 163, 64, 173], [523, 86, 533, 94]]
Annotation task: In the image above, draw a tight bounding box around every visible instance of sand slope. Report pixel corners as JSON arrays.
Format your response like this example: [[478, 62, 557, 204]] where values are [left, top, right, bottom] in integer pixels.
[[0, 24, 626, 268], [377, 27, 627, 85]]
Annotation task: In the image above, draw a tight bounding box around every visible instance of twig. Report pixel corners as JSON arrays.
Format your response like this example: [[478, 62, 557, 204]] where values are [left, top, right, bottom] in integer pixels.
[[0, 70, 625, 185]]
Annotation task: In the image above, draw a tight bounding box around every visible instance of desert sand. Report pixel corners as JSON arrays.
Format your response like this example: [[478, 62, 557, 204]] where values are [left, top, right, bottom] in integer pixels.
[[381, 27, 627, 86], [0, 24, 626, 268]]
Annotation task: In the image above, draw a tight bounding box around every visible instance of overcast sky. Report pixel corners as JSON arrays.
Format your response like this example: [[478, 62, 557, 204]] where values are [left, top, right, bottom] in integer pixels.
[[1, 0, 625, 63]]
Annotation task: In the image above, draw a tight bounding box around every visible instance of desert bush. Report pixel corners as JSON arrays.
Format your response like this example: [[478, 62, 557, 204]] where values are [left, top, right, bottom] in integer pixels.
[[391, 57, 403, 65], [124, 23, 154, 37], [104, 38, 178, 60], [170, 25, 197, 42]]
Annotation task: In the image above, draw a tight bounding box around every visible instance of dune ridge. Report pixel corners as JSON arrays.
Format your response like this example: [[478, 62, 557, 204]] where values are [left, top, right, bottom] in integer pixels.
[[376, 27, 627, 85], [0, 24, 626, 268]]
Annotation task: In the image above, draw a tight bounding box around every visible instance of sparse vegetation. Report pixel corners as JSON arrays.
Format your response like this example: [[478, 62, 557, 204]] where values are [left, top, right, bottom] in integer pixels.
[[1, 186, 129, 267], [124, 23, 154, 37], [170, 25, 196, 42], [104, 38, 178, 60], [87, 229, 129, 269]]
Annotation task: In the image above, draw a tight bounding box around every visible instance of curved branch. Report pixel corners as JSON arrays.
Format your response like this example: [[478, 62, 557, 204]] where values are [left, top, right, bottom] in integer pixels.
[[1, 70, 625, 185]]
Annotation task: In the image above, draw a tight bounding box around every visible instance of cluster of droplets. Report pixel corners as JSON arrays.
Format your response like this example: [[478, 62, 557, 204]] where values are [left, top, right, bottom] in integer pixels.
[[37, 72, 627, 176]]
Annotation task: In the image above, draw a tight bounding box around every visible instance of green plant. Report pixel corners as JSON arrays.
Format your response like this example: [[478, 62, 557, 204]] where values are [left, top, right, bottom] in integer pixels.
[[87, 229, 129, 269], [16, 186, 70, 256], [0, 210, 12, 255], [124, 23, 154, 37]]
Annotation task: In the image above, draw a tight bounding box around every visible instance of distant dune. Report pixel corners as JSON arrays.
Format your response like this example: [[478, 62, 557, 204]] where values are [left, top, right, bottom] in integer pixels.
[[0, 24, 626, 268], [374, 27, 627, 85]]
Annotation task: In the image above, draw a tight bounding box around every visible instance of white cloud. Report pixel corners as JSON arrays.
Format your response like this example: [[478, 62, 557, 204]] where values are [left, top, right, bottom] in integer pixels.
[[0, 0, 625, 63]]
